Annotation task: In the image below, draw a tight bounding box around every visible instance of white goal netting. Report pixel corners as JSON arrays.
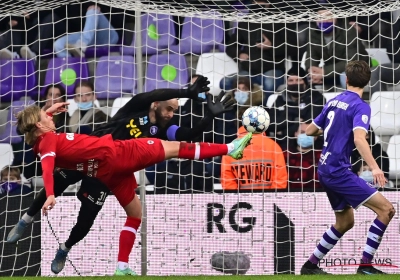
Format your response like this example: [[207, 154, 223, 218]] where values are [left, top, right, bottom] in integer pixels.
[[0, 0, 400, 277]]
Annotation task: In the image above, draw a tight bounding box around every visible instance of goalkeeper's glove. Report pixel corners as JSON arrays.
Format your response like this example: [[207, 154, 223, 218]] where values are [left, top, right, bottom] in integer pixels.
[[206, 91, 236, 117], [186, 75, 211, 102]]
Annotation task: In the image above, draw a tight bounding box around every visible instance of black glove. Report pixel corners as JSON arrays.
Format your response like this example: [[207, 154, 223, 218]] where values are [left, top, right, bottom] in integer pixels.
[[206, 91, 236, 117], [187, 75, 210, 101]]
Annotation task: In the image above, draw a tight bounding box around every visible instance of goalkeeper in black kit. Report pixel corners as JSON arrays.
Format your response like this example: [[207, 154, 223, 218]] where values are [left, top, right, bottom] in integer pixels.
[[7, 76, 236, 275]]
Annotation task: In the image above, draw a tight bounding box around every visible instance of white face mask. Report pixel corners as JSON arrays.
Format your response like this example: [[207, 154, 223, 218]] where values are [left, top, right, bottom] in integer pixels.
[[359, 170, 373, 183], [234, 90, 249, 105], [77, 101, 93, 111]]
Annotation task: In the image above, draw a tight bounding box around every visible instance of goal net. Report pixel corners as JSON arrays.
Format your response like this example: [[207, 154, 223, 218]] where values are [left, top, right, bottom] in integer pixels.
[[0, 0, 400, 276]]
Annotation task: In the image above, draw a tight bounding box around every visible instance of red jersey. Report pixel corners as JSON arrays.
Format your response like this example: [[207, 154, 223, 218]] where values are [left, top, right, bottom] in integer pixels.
[[34, 132, 116, 196]]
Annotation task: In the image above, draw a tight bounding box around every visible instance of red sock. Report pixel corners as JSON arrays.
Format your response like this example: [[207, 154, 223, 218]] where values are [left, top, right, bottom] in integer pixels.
[[178, 142, 228, 160], [117, 217, 141, 263]]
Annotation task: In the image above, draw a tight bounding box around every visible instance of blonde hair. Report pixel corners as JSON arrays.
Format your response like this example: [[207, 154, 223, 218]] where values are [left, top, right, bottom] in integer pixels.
[[0, 165, 21, 181], [16, 105, 42, 145]]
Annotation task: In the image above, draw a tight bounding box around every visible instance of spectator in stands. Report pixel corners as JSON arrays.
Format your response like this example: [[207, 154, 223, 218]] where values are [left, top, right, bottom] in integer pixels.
[[0, 10, 66, 59], [351, 126, 389, 180], [69, 81, 107, 134], [0, 165, 32, 197], [0, 15, 31, 59], [284, 122, 323, 191], [267, 66, 325, 151], [354, 160, 393, 189], [347, 2, 394, 49], [221, 126, 287, 190], [306, 9, 369, 91], [215, 77, 263, 145], [19, 9, 67, 60], [54, 5, 119, 58], [41, 84, 70, 133], [221, 0, 294, 101]]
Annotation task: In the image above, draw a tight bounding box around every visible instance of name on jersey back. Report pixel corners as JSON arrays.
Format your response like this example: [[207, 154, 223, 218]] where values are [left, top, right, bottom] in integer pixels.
[[328, 100, 349, 111]]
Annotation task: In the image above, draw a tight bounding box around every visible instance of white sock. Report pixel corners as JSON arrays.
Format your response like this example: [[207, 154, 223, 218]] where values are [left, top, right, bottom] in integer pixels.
[[226, 143, 235, 154], [21, 213, 34, 224], [118, 262, 129, 270], [60, 243, 70, 252]]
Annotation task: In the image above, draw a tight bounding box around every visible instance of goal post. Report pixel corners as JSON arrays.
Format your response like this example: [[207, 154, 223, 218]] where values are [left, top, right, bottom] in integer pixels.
[[0, 0, 399, 277]]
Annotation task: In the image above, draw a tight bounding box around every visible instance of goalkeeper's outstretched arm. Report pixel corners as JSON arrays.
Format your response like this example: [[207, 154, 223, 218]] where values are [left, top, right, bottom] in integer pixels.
[[168, 91, 236, 142], [113, 76, 210, 120]]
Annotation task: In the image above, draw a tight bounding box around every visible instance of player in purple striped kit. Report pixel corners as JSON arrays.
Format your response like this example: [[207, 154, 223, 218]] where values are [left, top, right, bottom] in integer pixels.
[[300, 61, 395, 275]]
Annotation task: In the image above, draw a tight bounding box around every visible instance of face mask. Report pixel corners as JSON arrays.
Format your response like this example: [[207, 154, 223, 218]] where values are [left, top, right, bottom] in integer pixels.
[[287, 84, 305, 96], [198, 92, 206, 100], [0, 182, 20, 195], [359, 171, 373, 183], [317, 22, 334, 34], [77, 101, 93, 111], [297, 133, 314, 148], [234, 90, 249, 105]]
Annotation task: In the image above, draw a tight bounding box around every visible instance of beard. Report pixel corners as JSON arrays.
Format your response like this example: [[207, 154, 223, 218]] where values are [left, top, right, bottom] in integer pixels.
[[155, 109, 170, 127]]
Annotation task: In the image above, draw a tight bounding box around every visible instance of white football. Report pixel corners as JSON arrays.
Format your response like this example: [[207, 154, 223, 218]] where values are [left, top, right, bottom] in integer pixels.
[[242, 106, 270, 133]]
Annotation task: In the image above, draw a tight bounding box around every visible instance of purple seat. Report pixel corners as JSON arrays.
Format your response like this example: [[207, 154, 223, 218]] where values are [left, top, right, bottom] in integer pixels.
[[144, 54, 188, 92], [120, 13, 176, 56], [0, 59, 37, 102], [0, 100, 35, 144], [85, 45, 121, 58], [43, 57, 89, 96], [42, 46, 121, 59], [85, 38, 122, 58], [169, 16, 224, 55], [94, 56, 136, 99], [39, 49, 54, 59]]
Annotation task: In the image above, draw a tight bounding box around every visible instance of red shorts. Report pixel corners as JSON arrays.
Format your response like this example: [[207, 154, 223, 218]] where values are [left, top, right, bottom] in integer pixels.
[[106, 138, 165, 207]]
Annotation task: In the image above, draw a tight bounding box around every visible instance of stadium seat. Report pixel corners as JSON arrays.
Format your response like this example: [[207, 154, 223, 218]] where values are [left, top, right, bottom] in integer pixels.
[[43, 57, 89, 97], [386, 135, 400, 180], [0, 59, 36, 102], [144, 54, 189, 92], [266, 94, 279, 108], [196, 52, 238, 96], [67, 98, 101, 117], [370, 91, 400, 136], [322, 92, 341, 102], [365, 48, 391, 65], [0, 143, 13, 170], [120, 13, 176, 56], [169, 15, 224, 54], [0, 100, 35, 144], [85, 43, 121, 58], [94, 56, 136, 99], [110, 97, 132, 117]]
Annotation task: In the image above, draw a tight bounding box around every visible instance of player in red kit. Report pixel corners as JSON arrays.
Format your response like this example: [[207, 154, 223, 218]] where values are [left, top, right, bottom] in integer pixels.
[[16, 102, 252, 263]]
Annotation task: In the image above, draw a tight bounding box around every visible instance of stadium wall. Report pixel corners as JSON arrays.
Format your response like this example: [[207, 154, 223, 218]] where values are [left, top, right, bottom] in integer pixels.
[[40, 192, 400, 276]]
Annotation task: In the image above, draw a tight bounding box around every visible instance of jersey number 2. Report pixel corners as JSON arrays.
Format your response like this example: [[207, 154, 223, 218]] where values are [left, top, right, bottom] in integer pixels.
[[323, 111, 335, 147]]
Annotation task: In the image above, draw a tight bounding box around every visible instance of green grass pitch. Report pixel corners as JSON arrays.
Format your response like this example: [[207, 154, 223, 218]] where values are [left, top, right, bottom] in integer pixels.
[[2, 275, 398, 280]]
